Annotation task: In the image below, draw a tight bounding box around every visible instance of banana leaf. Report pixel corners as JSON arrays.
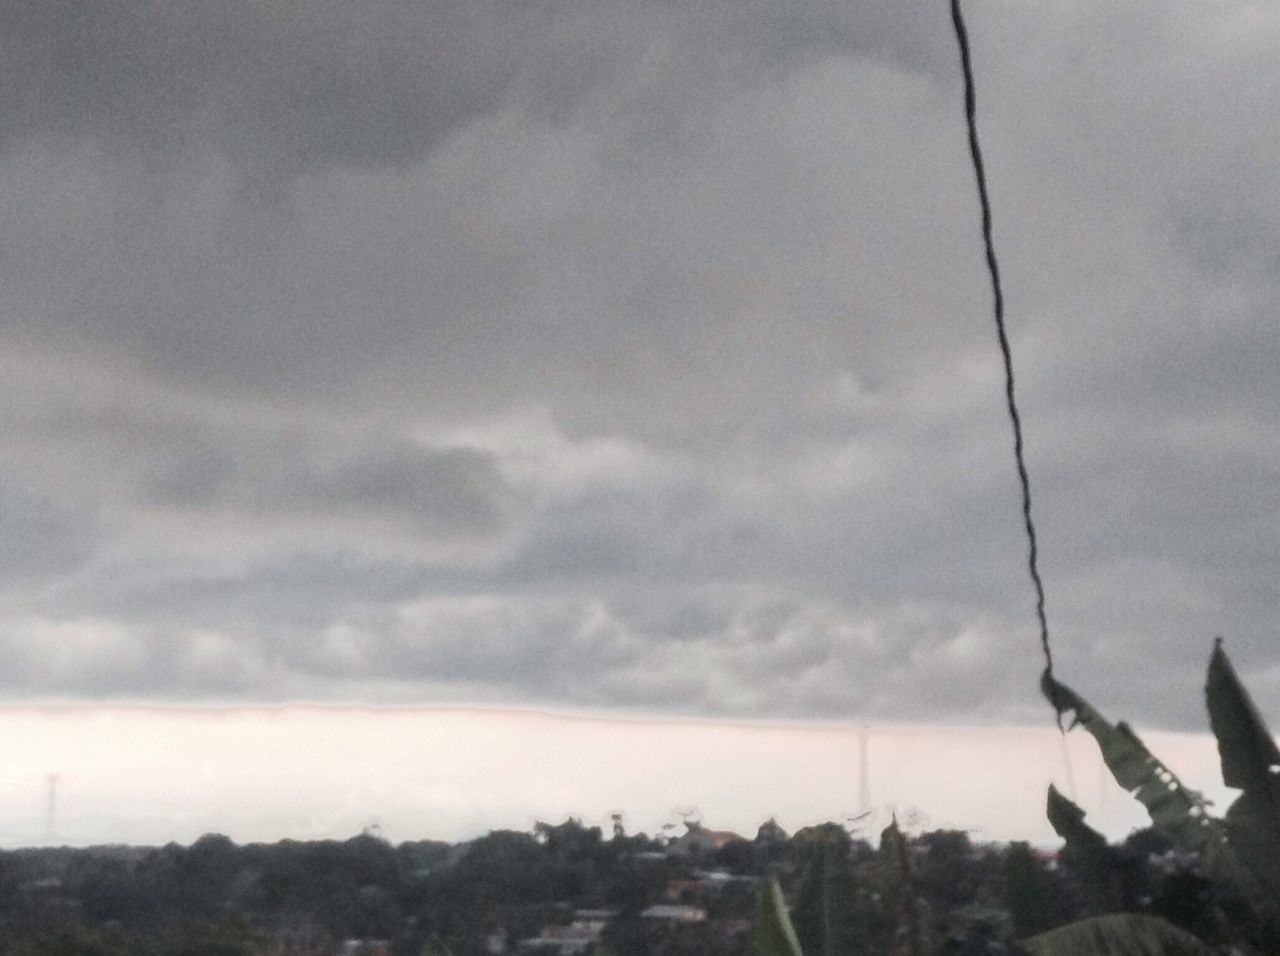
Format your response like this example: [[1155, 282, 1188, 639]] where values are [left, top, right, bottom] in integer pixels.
[[1207, 639, 1280, 787], [793, 844, 865, 956], [1041, 671, 1260, 900], [756, 877, 805, 956], [1206, 639, 1280, 897], [1043, 672, 1219, 849], [1045, 784, 1106, 850], [1020, 914, 1216, 956], [1044, 785, 1138, 913]]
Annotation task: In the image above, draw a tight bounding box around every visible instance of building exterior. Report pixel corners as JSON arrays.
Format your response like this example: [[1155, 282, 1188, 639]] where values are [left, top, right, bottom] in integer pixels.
[[664, 823, 744, 859], [639, 904, 708, 923]]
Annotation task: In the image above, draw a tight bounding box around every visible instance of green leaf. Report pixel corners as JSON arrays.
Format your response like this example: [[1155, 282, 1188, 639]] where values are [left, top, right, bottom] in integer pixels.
[[1021, 914, 1217, 956], [1043, 673, 1221, 852], [1043, 785, 1128, 913], [1041, 672, 1262, 901], [756, 877, 804, 956], [1206, 638, 1280, 896], [1224, 790, 1280, 901], [792, 844, 864, 956], [1207, 638, 1280, 788], [1045, 784, 1106, 850]]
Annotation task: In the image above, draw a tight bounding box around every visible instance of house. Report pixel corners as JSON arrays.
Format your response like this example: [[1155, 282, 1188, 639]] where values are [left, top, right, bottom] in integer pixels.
[[640, 904, 707, 923], [694, 867, 752, 884], [663, 878, 703, 902], [518, 915, 608, 955], [664, 822, 744, 859]]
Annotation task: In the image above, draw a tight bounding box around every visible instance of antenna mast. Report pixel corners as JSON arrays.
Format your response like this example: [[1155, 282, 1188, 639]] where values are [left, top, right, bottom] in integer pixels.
[[44, 774, 60, 845]]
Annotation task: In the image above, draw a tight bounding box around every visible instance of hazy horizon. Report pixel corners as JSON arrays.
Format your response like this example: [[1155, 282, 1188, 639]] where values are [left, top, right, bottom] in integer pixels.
[[0, 704, 1232, 849]]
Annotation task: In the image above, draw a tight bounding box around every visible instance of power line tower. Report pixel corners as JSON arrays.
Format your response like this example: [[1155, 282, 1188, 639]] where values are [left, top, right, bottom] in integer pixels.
[[44, 774, 60, 845]]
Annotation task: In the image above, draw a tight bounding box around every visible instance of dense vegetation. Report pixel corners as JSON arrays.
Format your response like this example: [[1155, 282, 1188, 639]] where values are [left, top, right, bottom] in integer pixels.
[[0, 813, 1230, 955]]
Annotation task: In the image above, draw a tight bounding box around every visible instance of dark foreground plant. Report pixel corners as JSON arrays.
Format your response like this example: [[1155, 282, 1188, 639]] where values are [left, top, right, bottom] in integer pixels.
[[755, 640, 1280, 955], [1036, 640, 1280, 953]]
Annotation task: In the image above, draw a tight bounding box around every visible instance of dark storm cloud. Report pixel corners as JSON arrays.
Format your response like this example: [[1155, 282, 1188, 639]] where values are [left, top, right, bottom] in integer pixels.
[[0, 0, 517, 182], [0, 480, 100, 585], [0, 0, 951, 188], [0, 349, 519, 541], [0, 1, 1277, 729], [142, 435, 517, 536]]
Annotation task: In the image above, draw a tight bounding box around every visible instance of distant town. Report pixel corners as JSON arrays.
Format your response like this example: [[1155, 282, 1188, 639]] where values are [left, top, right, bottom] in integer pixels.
[[0, 811, 1212, 955]]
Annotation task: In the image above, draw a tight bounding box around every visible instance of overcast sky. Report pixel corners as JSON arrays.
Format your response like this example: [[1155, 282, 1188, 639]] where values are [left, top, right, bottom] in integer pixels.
[[1, 0, 1277, 731]]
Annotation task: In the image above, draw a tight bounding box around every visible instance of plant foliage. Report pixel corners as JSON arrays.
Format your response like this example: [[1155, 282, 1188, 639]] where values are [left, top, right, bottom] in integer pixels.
[[1206, 639, 1280, 898], [792, 844, 864, 956], [1042, 656, 1265, 906], [755, 878, 804, 956], [1042, 640, 1280, 951], [1019, 913, 1217, 956]]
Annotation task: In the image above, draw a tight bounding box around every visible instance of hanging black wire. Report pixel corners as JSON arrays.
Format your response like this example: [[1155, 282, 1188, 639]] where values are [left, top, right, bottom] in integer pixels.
[[949, 0, 1063, 729]]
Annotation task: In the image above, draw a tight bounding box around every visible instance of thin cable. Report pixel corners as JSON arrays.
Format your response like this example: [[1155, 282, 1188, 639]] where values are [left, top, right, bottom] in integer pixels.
[[949, 0, 1063, 731]]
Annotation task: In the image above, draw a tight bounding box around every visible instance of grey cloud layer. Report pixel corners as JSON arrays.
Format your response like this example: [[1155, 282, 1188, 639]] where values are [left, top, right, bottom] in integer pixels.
[[0, 1, 950, 182], [0, 1, 1276, 728]]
